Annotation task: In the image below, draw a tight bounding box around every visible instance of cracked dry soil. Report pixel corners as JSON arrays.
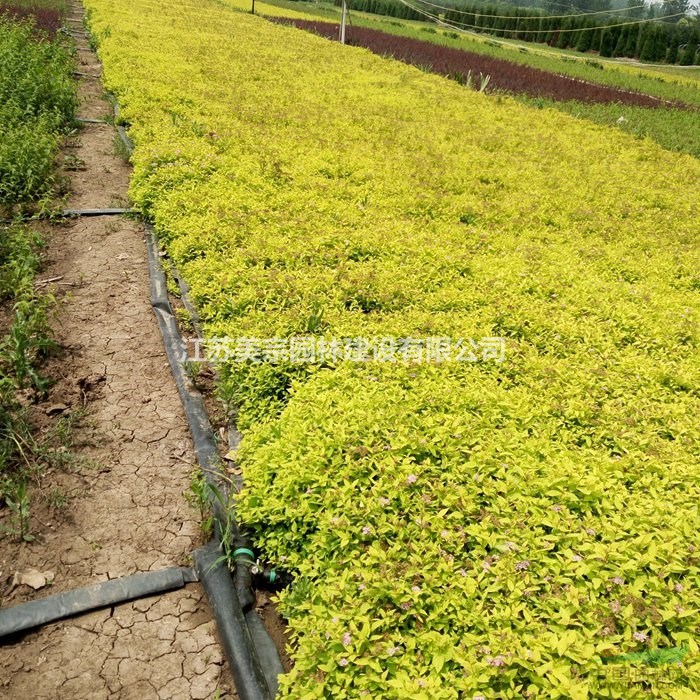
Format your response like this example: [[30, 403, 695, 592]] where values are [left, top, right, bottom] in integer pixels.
[[0, 6, 236, 698]]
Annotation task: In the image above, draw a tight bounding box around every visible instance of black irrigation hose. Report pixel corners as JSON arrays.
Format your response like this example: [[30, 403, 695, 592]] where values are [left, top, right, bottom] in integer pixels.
[[246, 609, 285, 683], [0, 567, 197, 639], [117, 103, 284, 700], [161, 257, 247, 495], [61, 207, 134, 216], [144, 221, 234, 541], [163, 258, 203, 337], [194, 543, 277, 700], [112, 101, 134, 155], [109, 96, 231, 525]]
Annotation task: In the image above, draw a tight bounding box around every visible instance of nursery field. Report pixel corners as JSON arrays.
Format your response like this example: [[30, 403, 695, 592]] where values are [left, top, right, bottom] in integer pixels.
[[271, 18, 683, 107], [84, 0, 700, 697], [224, 0, 700, 159], [223, 0, 700, 100]]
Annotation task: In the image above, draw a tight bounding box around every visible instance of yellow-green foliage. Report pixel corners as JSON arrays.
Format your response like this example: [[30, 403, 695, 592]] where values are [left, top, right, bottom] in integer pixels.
[[84, 0, 700, 697], [223, 0, 336, 22]]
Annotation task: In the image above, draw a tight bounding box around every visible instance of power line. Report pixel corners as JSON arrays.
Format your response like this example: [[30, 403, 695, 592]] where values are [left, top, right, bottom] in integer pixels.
[[449, 9, 687, 31], [395, 0, 497, 32], [396, 0, 686, 33], [412, 0, 651, 21], [397, 0, 686, 32], [420, 0, 621, 13]]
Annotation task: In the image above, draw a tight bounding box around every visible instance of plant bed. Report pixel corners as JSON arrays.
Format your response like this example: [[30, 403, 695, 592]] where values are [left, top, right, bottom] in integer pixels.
[[272, 17, 688, 108]]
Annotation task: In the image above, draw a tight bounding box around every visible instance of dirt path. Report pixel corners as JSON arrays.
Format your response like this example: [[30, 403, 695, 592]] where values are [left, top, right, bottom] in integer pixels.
[[0, 5, 234, 698]]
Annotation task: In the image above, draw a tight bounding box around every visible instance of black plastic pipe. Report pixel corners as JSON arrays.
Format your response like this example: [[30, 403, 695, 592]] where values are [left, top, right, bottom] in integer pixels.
[[233, 539, 257, 613], [194, 543, 276, 700], [112, 101, 134, 155], [61, 208, 133, 216], [0, 567, 196, 639], [164, 258, 203, 337], [245, 609, 285, 693], [143, 222, 237, 542]]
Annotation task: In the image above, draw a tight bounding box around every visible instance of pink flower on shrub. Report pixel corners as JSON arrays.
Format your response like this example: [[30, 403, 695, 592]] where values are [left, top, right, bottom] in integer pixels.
[[339, 658, 349, 667], [486, 655, 507, 667], [633, 631, 648, 643], [342, 632, 352, 646], [407, 474, 418, 484], [514, 560, 530, 572]]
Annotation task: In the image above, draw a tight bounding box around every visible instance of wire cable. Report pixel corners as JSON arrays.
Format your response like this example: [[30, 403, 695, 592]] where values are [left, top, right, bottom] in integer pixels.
[[396, 0, 686, 33], [412, 0, 650, 21], [446, 10, 687, 32]]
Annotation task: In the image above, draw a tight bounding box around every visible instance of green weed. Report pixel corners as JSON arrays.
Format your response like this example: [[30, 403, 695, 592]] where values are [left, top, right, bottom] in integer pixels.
[[0, 12, 76, 542], [0, 17, 77, 210], [0, 478, 32, 540]]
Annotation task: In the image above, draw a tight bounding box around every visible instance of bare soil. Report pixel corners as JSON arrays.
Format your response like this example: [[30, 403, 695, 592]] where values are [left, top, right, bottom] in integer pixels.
[[0, 5, 235, 698]]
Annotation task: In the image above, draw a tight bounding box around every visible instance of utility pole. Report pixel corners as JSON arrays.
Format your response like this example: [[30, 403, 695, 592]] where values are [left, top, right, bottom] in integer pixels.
[[251, 0, 255, 14], [340, 0, 347, 44]]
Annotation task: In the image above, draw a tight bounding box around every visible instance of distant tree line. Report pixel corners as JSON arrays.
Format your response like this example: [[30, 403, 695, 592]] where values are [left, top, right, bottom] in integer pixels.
[[442, 3, 699, 64], [334, 0, 425, 21]]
